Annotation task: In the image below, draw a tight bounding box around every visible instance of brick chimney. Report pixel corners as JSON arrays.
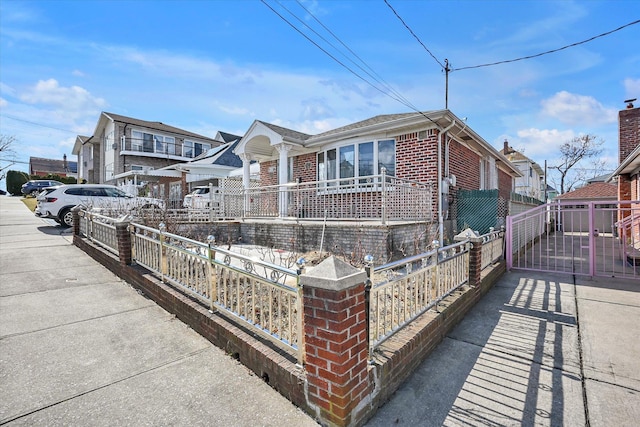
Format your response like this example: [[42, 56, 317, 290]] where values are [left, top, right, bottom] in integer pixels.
[[619, 104, 640, 164]]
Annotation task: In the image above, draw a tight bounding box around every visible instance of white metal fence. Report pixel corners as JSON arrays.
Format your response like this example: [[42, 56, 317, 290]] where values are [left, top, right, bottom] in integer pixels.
[[127, 222, 304, 364], [78, 210, 503, 363], [480, 229, 505, 270], [367, 240, 470, 355], [78, 210, 119, 255], [177, 172, 433, 223]]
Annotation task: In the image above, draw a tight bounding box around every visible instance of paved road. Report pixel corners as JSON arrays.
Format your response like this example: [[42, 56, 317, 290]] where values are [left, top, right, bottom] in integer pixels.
[[2, 195, 639, 426]]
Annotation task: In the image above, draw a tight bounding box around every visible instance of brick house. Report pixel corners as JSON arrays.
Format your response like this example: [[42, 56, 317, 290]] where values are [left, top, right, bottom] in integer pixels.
[[611, 101, 640, 202], [72, 111, 223, 201], [610, 100, 640, 253], [234, 110, 520, 243], [29, 155, 77, 178]]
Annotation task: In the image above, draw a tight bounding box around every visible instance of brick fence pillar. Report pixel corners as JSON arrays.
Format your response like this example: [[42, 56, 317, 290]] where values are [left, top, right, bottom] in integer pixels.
[[300, 256, 370, 427], [71, 206, 81, 236], [468, 237, 483, 288], [115, 221, 132, 266]]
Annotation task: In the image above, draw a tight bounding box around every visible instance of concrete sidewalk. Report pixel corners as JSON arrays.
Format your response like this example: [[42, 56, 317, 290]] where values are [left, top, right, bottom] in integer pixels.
[[0, 196, 319, 426], [366, 269, 640, 426]]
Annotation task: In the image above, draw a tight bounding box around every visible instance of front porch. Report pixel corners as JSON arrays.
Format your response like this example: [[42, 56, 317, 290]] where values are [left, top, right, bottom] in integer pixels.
[[177, 172, 435, 224]]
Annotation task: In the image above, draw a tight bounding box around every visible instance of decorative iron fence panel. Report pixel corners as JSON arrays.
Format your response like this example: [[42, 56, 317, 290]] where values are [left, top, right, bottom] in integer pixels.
[[368, 240, 469, 355], [126, 221, 304, 363]]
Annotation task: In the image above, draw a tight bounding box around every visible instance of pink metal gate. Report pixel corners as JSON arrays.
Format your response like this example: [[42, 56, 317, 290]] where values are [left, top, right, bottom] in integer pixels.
[[506, 200, 640, 280]]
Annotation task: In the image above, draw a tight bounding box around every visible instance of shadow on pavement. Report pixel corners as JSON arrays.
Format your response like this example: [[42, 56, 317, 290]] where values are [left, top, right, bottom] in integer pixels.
[[367, 273, 583, 426], [36, 224, 72, 236]]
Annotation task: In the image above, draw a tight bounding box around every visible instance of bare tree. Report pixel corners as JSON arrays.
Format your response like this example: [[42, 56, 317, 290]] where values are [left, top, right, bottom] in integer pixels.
[[0, 135, 17, 182], [548, 134, 604, 194]]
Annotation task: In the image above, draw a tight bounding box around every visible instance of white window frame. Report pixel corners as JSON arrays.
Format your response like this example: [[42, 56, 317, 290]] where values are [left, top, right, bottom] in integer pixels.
[[480, 156, 498, 190], [316, 138, 396, 184]]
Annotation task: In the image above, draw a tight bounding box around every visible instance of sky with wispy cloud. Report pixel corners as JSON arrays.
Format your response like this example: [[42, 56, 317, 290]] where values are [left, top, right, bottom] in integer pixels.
[[1, 0, 639, 191]]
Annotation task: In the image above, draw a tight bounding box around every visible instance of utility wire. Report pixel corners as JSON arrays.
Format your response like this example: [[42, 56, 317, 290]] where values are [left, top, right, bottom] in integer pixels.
[[1, 113, 78, 134], [261, 0, 440, 125], [453, 19, 640, 71], [384, 0, 445, 70], [290, 0, 431, 121]]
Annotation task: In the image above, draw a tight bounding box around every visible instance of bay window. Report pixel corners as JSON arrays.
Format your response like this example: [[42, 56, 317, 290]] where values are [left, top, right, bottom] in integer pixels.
[[317, 138, 395, 184]]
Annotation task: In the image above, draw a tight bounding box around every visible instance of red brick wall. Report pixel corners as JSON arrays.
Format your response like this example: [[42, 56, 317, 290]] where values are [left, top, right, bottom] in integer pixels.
[[292, 153, 317, 183], [498, 168, 513, 201], [260, 160, 278, 186], [395, 130, 439, 183], [447, 139, 481, 191], [619, 107, 640, 164]]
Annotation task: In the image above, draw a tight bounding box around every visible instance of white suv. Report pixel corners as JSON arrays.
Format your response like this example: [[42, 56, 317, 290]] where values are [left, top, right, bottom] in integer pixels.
[[183, 186, 219, 208], [36, 184, 165, 227]]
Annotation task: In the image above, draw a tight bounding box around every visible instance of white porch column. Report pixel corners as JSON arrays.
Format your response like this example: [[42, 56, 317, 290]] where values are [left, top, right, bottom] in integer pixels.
[[239, 153, 252, 215], [275, 143, 291, 218]]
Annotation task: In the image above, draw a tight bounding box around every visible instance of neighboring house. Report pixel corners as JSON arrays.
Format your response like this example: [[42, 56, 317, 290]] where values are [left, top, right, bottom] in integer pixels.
[[545, 184, 559, 201], [73, 136, 93, 183], [610, 102, 640, 202], [73, 112, 224, 203], [29, 155, 77, 178], [110, 131, 244, 207], [553, 181, 618, 234], [609, 100, 640, 257], [73, 112, 222, 186], [500, 140, 545, 201], [233, 110, 520, 242], [586, 173, 612, 184]]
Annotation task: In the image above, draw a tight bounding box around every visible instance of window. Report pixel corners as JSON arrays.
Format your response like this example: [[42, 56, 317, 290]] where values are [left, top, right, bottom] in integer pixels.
[[183, 140, 194, 158], [184, 140, 211, 158], [317, 139, 395, 183], [378, 139, 395, 176], [129, 130, 175, 154], [358, 142, 373, 178], [339, 145, 355, 181], [480, 156, 498, 190]]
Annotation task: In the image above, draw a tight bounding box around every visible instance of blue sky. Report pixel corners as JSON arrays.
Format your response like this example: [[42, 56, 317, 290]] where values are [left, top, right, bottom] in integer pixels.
[[1, 0, 639, 192]]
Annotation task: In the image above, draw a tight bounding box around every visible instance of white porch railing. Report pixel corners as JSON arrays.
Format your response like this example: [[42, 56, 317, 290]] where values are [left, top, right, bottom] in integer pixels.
[[127, 222, 304, 364], [367, 240, 470, 355], [480, 228, 505, 270], [221, 172, 433, 223]]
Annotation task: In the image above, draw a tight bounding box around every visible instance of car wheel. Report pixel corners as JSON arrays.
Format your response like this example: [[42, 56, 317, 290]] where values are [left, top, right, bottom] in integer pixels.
[[30, 190, 39, 197], [60, 208, 74, 227]]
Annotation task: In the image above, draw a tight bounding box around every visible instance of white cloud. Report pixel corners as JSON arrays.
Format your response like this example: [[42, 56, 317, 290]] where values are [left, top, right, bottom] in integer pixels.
[[72, 69, 85, 77], [624, 78, 640, 99], [513, 128, 576, 161], [0, 98, 7, 108], [20, 78, 106, 111], [540, 91, 616, 126]]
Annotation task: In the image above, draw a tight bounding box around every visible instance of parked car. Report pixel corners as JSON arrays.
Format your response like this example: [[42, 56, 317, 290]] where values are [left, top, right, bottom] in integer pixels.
[[21, 180, 64, 197], [36, 184, 165, 227], [183, 186, 219, 208]]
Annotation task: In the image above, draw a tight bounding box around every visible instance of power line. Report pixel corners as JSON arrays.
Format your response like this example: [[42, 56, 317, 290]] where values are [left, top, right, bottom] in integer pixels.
[[453, 19, 640, 71], [289, 0, 431, 120], [1, 113, 79, 134], [261, 0, 440, 126], [383, 0, 445, 70]]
